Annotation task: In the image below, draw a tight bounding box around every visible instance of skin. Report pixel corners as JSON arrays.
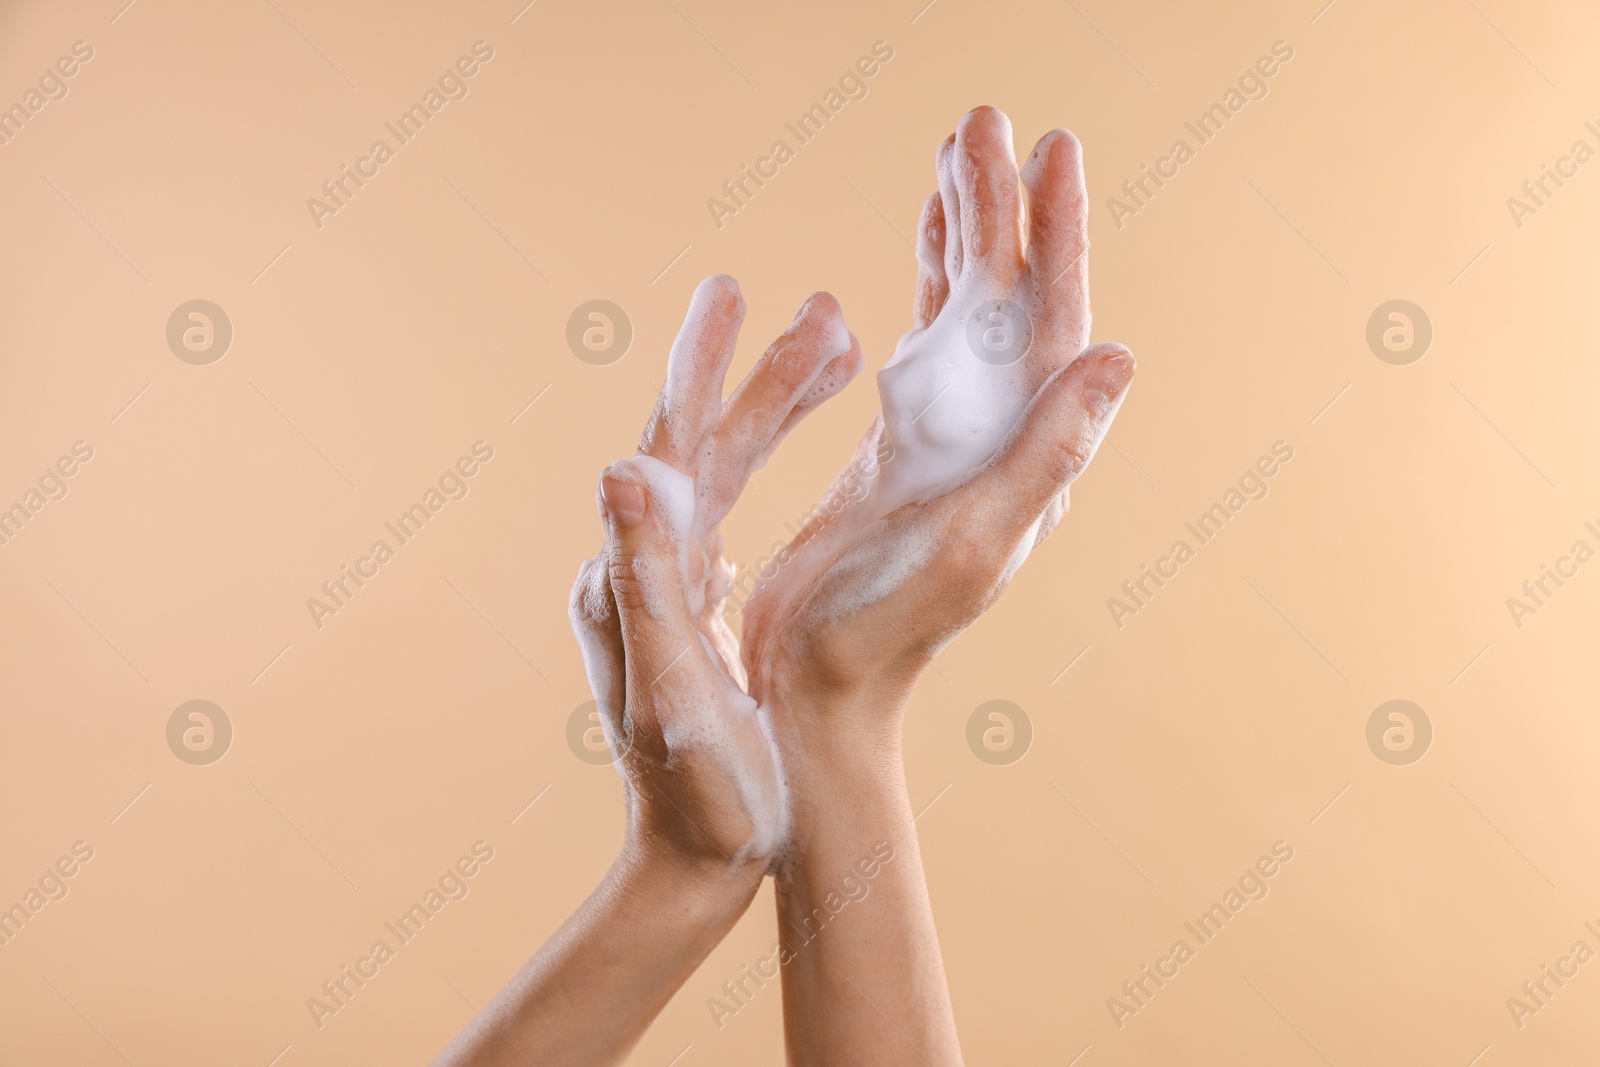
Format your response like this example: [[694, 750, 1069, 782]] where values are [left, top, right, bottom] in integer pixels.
[[741, 105, 1134, 1066], [434, 279, 864, 1067], [433, 105, 1134, 1067]]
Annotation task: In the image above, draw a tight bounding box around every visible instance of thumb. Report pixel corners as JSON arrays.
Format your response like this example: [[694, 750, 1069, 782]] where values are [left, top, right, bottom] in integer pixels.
[[962, 342, 1135, 540], [597, 459, 718, 749]]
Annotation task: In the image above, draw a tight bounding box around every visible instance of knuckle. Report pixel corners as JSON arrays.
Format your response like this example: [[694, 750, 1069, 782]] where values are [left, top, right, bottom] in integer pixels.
[[607, 558, 648, 613]]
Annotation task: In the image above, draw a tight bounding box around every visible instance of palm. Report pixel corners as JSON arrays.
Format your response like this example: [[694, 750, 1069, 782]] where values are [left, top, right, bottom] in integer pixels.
[[743, 109, 1128, 706]]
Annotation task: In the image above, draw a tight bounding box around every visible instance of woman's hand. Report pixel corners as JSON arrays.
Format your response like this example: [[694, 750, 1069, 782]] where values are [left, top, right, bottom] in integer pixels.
[[739, 106, 1135, 1067], [435, 276, 861, 1067], [744, 106, 1135, 755], [570, 274, 862, 873]]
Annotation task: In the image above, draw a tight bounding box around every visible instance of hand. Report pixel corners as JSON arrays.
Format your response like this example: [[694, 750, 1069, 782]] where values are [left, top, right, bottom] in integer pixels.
[[570, 275, 862, 872], [738, 106, 1135, 1067], [436, 277, 861, 1067], [743, 106, 1136, 750]]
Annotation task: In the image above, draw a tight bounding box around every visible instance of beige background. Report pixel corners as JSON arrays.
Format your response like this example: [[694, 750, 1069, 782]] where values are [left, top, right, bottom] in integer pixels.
[[2, 0, 1598, 1063]]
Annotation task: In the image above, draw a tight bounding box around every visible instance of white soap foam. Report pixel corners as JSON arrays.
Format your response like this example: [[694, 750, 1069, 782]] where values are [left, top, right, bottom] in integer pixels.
[[627, 454, 705, 615], [869, 290, 1033, 523]]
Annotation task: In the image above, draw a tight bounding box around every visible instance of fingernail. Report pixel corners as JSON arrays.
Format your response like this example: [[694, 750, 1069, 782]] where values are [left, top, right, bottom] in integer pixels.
[[601, 476, 647, 527], [1082, 351, 1135, 415]]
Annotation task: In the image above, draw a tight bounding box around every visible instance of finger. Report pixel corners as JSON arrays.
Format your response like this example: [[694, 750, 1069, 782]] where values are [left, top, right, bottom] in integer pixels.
[[952, 106, 1025, 287], [912, 192, 950, 329], [569, 557, 623, 703], [597, 459, 725, 756], [1034, 487, 1071, 547], [957, 342, 1135, 544], [773, 336, 864, 440], [637, 275, 744, 468], [1021, 128, 1090, 354], [701, 293, 856, 523], [568, 556, 626, 735], [936, 134, 964, 281]]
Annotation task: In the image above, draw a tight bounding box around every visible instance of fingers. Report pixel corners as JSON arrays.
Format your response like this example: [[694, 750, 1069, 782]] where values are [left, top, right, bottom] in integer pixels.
[[1021, 128, 1091, 354], [952, 106, 1025, 287], [638, 275, 744, 468], [912, 192, 950, 329], [1034, 487, 1071, 547], [596, 460, 724, 756], [568, 556, 625, 722], [936, 135, 964, 281], [958, 342, 1135, 544], [775, 336, 865, 439], [701, 292, 858, 525]]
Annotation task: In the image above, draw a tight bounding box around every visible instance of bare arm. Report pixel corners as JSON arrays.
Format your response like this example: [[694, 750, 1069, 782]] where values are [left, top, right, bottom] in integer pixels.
[[435, 846, 762, 1066], [773, 717, 959, 1065]]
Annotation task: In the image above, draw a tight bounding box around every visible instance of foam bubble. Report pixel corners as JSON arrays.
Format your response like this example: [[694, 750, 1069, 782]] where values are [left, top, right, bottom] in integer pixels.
[[870, 290, 1033, 520], [627, 454, 705, 614]]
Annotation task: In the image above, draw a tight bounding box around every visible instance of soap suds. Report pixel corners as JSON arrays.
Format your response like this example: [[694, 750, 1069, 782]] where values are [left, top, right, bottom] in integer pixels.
[[627, 454, 707, 616], [868, 290, 1035, 523]]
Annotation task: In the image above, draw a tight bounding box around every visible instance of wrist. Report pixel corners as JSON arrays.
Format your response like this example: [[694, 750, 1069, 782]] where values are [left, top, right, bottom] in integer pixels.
[[763, 682, 911, 778], [770, 709, 912, 855], [615, 833, 764, 922]]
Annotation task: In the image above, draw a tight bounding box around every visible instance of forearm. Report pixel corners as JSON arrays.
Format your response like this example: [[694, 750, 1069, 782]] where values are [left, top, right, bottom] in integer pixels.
[[773, 715, 963, 1066], [435, 844, 760, 1067]]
